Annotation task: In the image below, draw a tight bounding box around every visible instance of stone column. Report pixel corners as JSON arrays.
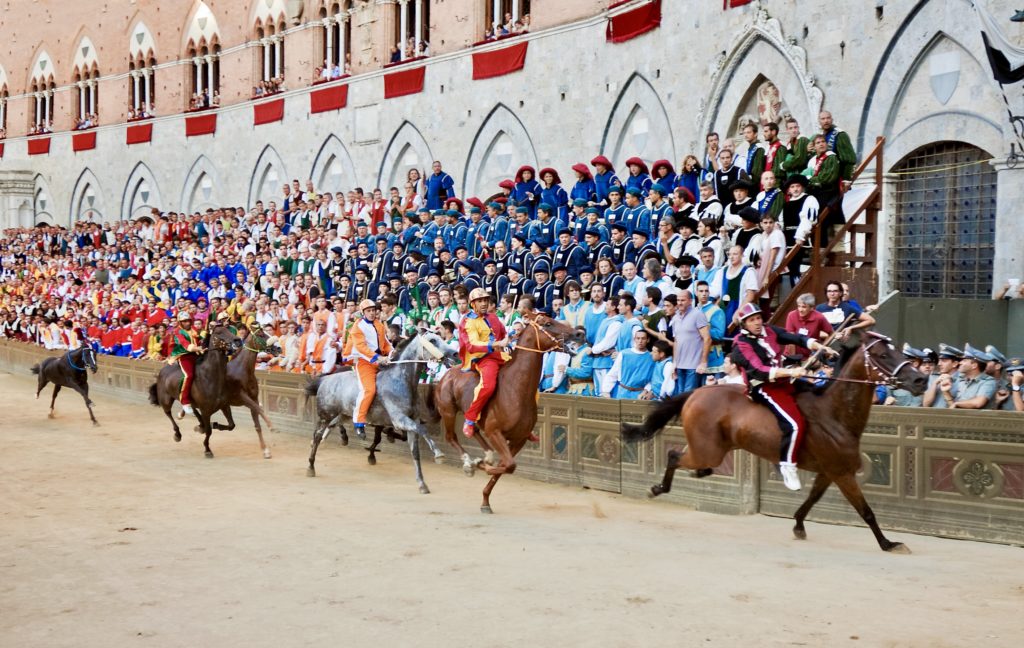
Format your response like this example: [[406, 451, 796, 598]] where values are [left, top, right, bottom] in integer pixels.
[[43, 91, 50, 125], [324, 18, 334, 67], [336, 12, 347, 71], [143, 69, 152, 112], [132, 72, 141, 110], [414, 0, 423, 54], [991, 161, 1024, 296], [512, 0, 519, 22], [274, 36, 283, 78], [205, 55, 215, 96], [78, 82, 86, 120], [493, 0, 501, 31], [194, 57, 203, 95], [88, 80, 96, 115], [263, 39, 272, 81], [399, 0, 409, 61], [34, 93, 41, 127]]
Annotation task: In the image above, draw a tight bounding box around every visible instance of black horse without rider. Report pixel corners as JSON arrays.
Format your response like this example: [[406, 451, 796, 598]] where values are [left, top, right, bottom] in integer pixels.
[[31, 346, 100, 425]]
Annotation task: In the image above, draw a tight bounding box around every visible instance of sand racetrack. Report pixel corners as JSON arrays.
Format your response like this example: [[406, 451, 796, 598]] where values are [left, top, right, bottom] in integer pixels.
[[1, 370, 1022, 648]]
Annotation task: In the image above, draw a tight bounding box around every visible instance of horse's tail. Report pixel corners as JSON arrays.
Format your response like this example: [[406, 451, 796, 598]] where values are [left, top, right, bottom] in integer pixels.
[[30, 364, 40, 376], [621, 391, 695, 442], [304, 376, 324, 407], [147, 382, 159, 406]]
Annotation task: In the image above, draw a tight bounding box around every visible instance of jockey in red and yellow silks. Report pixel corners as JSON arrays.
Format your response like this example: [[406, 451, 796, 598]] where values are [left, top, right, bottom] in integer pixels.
[[169, 311, 203, 417], [457, 288, 511, 437], [347, 299, 392, 432]]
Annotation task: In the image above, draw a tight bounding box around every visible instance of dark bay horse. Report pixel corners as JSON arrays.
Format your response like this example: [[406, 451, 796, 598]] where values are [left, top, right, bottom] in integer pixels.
[[622, 331, 929, 552], [209, 327, 278, 459], [31, 346, 99, 425], [430, 313, 584, 512], [148, 325, 241, 458]]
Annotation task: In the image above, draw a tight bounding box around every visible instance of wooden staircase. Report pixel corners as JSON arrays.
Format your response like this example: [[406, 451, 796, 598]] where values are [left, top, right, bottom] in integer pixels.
[[762, 136, 885, 324]]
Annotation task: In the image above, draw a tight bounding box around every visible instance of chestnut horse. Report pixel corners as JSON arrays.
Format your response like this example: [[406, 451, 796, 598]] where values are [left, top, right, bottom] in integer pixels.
[[430, 313, 584, 513], [622, 331, 929, 552]]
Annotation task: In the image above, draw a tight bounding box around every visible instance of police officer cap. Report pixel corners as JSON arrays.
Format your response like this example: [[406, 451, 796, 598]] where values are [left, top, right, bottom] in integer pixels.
[[921, 347, 938, 363], [584, 207, 600, 215], [739, 206, 762, 224], [1006, 357, 1024, 373], [572, 198, 588, 208], [901, 343, 928, 360], [963, 343, 994, 364], [610, 223, 628, 233], [985, 345, 1007, 364], [937, 343, 964, 359], [557, 227, 573, 236]]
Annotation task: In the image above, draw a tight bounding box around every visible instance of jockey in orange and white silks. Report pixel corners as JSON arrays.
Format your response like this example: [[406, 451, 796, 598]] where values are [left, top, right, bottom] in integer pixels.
[[457, 287, 511, 438], [730, 302, 834, 492], [346, 299, 392, 433]]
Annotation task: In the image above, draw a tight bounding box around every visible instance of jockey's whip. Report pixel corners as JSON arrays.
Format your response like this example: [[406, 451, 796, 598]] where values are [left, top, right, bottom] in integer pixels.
[[800, 312, 856, 371]]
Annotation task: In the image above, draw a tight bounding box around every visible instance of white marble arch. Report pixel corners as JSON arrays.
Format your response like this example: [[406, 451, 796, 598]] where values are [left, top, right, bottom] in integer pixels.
[[34, 174, 54, 225], [377, 120, 434, 193], [462, 103, 538, 200], [860, 10, 1011, 163], [181, 155, 222, 214], [182, 0, 221, 51], [310, 134, 358, 194], [696, 6, 823, 156], [248, 144, 289, 209], [601, 72, 675, 171], [122, 162, 163, 220], [129, 20, 157, 60], [69, 168, 105, 223]]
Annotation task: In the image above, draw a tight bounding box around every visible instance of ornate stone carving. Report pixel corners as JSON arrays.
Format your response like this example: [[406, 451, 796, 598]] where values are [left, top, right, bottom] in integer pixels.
[[954, 459, 1004, 499]]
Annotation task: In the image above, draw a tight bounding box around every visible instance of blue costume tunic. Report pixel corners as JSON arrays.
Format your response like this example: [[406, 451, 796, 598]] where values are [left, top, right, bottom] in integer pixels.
[[425, 172, 455, 210], [612, 349, 656, 399], [594, 171, 621, 205], [570, 179, 597, 203], [591, 314, 623, 371]]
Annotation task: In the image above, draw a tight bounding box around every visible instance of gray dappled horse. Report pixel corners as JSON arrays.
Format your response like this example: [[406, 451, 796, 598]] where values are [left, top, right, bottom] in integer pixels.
[[304, 330, 459, 493], [32, 345, 100, 425]]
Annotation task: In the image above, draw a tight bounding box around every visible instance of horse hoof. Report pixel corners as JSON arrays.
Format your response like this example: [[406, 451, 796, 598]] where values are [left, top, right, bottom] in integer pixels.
[[193, 425, 203, 434], [92, 421, 100, 427], [886, 542, 912, 555], [205, 451, 214, 459], [174, 433, 182, 443], [462, 463, 476, 477], [367, 454, 377, 466], [433, 452, 445, 465], [484, 450, 497, 465], [480, 505, 493, 514], [306, 467, 316, 478], [648, 485, 663, 498], [340, 437, 349, 447], [793, 527, 807, 541], [419, 485, 430, 495], [263, 450, 272, 459], [47, 412, 56, 419]]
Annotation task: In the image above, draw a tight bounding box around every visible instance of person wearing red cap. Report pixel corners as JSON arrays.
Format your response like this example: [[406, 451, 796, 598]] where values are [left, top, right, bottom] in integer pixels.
[[539, 168, 570, 227], [512, 165, 542, 219], [652, 160, 677, 192], [498, 178, 516, 203], [730, 302, 834, 491], [570, 163, 597, 204], [624, 157, 653, 197], [590, 155, 621, 207]]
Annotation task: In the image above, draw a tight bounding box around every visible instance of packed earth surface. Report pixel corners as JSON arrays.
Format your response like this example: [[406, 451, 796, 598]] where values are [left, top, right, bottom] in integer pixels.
[[1, 370, 1022, 648]]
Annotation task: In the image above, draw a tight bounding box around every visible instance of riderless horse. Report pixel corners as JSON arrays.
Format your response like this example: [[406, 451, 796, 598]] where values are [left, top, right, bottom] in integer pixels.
[[31, 345, 99, 425], [304, 330, 459, 494], [622, 330, 929, 552], [430, 313, 584, 512], [209, 326, 279, 459], [148, 325, 242, 458]]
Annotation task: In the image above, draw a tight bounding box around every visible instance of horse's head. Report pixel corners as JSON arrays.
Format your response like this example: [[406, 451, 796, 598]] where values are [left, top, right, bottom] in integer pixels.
[[209, 324, 243, 354], [523, 312, 586, 354], [863, 331, 929, 395], [417, 330, 460, 367], [81, 346, 98, 373]]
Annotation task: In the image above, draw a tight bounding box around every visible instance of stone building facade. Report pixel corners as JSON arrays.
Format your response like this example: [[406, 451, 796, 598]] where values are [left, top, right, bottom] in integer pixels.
[[0, 0, 1021, 298]]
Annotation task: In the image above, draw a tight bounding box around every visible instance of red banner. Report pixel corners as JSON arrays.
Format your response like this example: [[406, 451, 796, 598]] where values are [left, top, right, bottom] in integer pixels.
[[0, 142, 4, 158], [606, 0, 662, 43], [27, 137, 51, 156], [72, 131, 97, 152], [724, 0, 754, 7], [384, 66, 425, 99], [254, 98, 285, 125], [310, 85, 349, 114], [185, 113, 217, 137], [126, 123, 153, 145], [472, 41, 529, 80]]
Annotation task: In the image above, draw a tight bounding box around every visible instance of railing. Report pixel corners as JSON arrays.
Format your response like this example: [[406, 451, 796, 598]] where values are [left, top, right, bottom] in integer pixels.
[[761, 136, 885, 324], [2, 338, 1021, 546]]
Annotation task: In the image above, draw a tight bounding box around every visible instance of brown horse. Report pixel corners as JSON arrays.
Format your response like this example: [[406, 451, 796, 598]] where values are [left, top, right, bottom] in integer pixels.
[[622, 331, 929, 552], [430, 312, 584, 513], [148, 325, 242, 458], [209, 327, 277, 459]]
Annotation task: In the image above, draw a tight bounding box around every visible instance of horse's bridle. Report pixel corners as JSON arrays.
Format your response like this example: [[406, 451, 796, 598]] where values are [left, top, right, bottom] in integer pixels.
[[515, 318, 574, 355], [208, 330, 235, 353], [243, 330, 269, 353], [863, 336, 911, 388], [66, 347, 96, 372]]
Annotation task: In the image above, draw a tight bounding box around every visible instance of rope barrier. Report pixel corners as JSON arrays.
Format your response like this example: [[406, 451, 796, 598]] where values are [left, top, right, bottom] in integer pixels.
[[886, 157, 997, 176]]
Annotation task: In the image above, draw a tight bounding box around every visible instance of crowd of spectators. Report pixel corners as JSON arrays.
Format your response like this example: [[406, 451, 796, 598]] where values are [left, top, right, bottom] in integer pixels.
[[73, 113, 100, 130], [127, 105, 157, 121], [188, 89, 220, 112], [253, 77, 286, 98], [483, 13, 531, 41], [1, 110, 1020, 411], [315, 57, 351, 84], [28, 121, 54, 136]]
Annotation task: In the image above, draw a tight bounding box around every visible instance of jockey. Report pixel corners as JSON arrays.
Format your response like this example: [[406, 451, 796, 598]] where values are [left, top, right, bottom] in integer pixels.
[[458, 287, 511, 438], [169, 311, 203, 417], [730, 303, 834, 491], [347, 298, 392, 434]]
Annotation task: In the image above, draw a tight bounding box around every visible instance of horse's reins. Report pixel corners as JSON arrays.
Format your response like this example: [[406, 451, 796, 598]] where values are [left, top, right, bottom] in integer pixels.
[[514, 319, 567, 354], [802, 337, 908, 388], [65, 348, 92, 372]]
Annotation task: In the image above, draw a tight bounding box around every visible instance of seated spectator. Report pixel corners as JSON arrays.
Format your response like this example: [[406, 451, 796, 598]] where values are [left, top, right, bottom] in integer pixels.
[[943, 345, 997, 409]]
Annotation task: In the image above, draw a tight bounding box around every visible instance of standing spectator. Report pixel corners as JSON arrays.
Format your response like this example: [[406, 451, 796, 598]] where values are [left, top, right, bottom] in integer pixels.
[[424, 161, 455, 211], [670, 289, 710, 392], [783, 294, 833, 358], [602, 328, 655, 399], [815, 280, 874, 335]]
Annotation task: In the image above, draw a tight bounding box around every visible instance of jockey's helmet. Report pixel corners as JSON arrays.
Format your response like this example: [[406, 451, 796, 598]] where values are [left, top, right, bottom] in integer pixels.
[[469, 287, 491, 303], [358, 299, 377, 312], [177, 311, 192, 323], [737, 303, 762, 323]]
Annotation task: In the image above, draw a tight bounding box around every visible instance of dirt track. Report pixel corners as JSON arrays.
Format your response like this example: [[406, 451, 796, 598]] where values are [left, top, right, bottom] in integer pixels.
[[1, 370, 1022, 648]]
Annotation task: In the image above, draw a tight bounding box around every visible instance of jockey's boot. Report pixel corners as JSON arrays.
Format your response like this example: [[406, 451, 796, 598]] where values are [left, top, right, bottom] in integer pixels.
[[178, 404, 195, 419], [779, 462, 802, 491], [462, 420, 476, 438], [354, 423, 366, 440]]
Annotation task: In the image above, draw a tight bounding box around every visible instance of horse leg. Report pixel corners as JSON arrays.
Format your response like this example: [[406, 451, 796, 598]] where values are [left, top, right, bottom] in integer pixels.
[[408, 432, 430, 495], [36, 372, 49, 400], [237, 393, 271, 458], [69, 382, 98, 426], [480, 474, 502, 514], [48, 384, 61, 418], [367, 426, 384, 466], [307, 420, 330, 477], [197, 410, 214, 458], [793, 473, 832, 540], [210, 406, 236, 432], [418, 429, 445, 464], [650, 447, 703, 497], [832, 473, 910, 554]]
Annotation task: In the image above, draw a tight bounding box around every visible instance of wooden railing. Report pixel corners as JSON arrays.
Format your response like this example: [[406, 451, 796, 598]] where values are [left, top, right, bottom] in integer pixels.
[[760, 136, 885, 324]]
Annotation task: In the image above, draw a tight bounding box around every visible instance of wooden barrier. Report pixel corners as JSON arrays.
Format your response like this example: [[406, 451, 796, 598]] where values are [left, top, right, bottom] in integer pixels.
[[2, 339, 1020, 545]]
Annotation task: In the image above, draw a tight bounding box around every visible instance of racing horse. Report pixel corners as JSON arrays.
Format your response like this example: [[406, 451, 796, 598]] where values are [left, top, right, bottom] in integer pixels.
[[31, 345, 100, 425], [208, 326, 279, 459], [148, 325, 242, 458], [621, 330, 929, 553], [304, 330, 459, 494], [430, 312, 585, 513]]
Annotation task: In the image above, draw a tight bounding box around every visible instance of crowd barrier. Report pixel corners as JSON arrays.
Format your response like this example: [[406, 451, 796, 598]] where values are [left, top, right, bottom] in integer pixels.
[[2, 339, 1020, 546]]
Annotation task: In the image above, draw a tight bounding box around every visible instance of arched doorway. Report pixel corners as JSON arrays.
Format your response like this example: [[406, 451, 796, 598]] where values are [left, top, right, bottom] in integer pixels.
[[890, 142, 996, 298]]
